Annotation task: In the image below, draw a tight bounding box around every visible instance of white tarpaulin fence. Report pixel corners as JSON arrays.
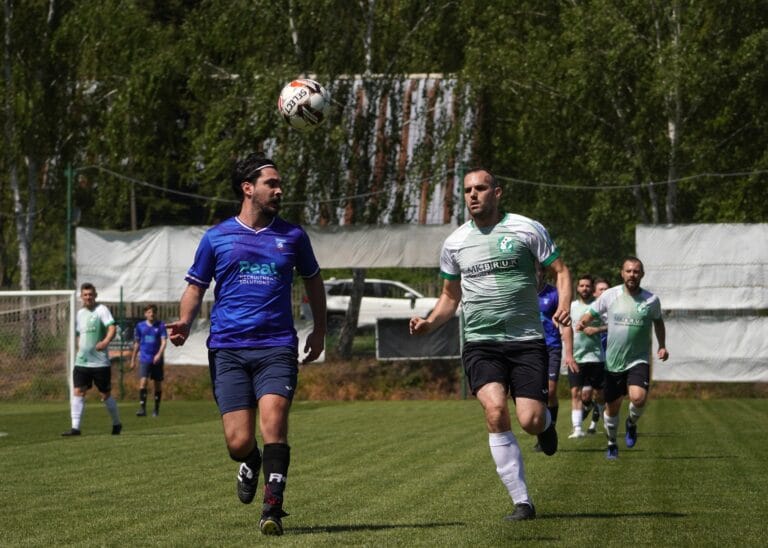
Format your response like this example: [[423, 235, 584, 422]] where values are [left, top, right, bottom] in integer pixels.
[[636, 224, 768, 382], [76, 224, 455, 365]]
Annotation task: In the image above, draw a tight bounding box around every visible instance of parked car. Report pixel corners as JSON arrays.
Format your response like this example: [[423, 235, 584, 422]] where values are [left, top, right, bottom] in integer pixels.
[[300, 278, 439, 328]]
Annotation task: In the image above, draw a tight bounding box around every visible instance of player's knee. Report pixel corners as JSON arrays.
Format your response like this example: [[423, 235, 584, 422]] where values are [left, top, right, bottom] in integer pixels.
[[483, 408, 511, 434]]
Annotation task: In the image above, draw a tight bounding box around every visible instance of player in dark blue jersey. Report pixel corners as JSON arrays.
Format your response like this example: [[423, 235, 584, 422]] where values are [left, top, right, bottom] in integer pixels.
[[167, 155, 327, 536], [534, 263, 576, 451], [130, 304, 167, 417]]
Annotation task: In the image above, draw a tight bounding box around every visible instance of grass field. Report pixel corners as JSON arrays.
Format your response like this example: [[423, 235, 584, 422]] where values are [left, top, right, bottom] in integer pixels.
[[1, 398, 767, 546]]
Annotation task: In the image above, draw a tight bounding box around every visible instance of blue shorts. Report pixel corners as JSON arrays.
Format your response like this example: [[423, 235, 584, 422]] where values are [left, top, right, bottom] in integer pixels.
[[208, 347, 298, 414], [546, 346, 562, 382], [138, 359, 164, 381]]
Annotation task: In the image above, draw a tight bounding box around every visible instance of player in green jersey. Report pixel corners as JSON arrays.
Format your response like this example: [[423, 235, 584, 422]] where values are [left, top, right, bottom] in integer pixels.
[[575, 257, 668, 459], [410, 168, 572, 522], [62, 283, 122, 436]]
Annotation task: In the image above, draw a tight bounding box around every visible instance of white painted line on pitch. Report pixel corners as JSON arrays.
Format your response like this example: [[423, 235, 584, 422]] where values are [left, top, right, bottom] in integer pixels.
[[0, 432, 9, 437]]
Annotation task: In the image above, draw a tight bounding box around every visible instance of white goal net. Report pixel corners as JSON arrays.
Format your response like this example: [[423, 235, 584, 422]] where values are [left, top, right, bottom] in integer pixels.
[[0, 291, 76, 400]]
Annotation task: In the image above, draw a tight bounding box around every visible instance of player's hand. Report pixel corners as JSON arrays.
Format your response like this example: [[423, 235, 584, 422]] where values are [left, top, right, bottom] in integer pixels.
[[565, 355, 579, 374], [409, 316, 430, 336], [301, 329, 325, 364], [129, 360, 135, 371], [553, 308, 571, 327], [166, 321, 190, 346], [583, 326, 598, 336], [658, 347, 669, 361]]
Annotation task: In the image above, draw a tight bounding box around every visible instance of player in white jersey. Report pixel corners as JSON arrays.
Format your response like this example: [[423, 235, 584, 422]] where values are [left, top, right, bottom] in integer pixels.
[[410, 168, 572, 522], [62, 282, 122, 436], [567, 274, 606, 438], [575, 257, 668, 459]]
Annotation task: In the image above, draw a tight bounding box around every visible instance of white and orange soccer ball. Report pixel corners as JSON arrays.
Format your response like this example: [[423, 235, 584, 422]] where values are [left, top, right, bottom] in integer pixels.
[[277, 78, 332, 130]]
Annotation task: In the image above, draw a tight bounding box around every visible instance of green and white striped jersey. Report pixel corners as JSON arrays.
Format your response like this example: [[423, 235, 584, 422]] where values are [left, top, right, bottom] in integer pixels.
[[439, 213, 560, 343], [75, 304, 115, 368], [588, 286, 662, 373]]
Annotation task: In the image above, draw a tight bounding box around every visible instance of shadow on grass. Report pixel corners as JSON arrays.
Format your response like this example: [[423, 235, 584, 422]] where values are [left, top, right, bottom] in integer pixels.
[[538, 511, 687, 520], [289, 521, 465, 534]]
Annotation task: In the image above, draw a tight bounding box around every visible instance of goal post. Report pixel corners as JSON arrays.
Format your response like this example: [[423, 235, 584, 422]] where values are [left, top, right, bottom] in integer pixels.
[[0, 290, 76, 400]]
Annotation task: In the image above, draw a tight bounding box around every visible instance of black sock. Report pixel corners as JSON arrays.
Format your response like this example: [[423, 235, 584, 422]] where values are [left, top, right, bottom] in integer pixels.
[[548, 405, 559, 426], [262, 443, 290, 511], [139, 388, 147, 408], [229, 442, 262, 468], [154, 391, 162, 413]]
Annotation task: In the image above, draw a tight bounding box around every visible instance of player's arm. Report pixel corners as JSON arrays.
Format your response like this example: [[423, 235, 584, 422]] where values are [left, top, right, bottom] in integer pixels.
[[654, 317, 669, 361], [96, 323, 117, 351], [167, 284, 206, 347], [582, 323, 607, 336], [155, 335, 168, 364], [301, 273, 327, 364], [130, 338, 139, 370], [548, 257, 572, 326], [410, 278, 461, 336], [560, 322, 579, 373]]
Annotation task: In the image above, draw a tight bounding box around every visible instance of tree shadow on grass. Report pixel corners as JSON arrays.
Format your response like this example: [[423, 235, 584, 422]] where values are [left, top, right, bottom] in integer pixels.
[[289, 521, 465, 535], [537, 511, 687, 520]]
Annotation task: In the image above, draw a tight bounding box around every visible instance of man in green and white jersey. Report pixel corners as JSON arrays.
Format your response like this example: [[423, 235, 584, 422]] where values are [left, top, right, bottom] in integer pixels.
[[62, 282, 122, 436], [567, 274, 606, 437], [576, 257, 668, 460], [410, 168, 572, 522]]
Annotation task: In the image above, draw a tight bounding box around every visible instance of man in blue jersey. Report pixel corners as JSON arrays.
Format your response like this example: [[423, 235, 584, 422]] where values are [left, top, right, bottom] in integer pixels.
[[62, 282, 122, 436], [167, 155, 327, 536], [576, 257, 668, 460], [130, 304, 167, 417], [410, 168, 572, 522], [535, 263, 576, 449]]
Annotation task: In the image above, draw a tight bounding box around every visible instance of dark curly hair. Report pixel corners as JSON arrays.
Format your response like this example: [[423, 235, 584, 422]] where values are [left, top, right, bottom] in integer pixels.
[[231, 154, 277, 199]]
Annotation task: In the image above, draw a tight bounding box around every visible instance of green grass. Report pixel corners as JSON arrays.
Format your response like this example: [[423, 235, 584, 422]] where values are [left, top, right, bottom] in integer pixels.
[[1, 399, 767, 546]]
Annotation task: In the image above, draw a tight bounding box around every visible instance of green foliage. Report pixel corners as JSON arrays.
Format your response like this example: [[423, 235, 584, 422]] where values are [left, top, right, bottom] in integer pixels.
[[2, 1, 767, 289], [1, 399, 767, 544]]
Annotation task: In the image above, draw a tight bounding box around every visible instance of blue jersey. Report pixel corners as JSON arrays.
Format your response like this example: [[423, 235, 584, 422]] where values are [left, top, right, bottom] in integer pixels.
[[185, 216, 320, 350], [134, 320, 167, 364], [538, 283, 561, 348]]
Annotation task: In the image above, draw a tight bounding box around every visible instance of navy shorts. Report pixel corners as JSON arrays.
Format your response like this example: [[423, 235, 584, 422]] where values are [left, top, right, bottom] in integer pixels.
[[208, 347, 298, 415], [462, 340, 548, 402], [546, 346, 562, 382], [567, 362, 606, 390], [73, 365, 112, 393], [604, 362, 650, 403], [138, 359, 164, 381]]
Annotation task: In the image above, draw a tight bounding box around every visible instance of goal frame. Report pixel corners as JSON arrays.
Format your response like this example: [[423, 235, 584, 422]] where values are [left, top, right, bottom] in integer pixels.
[[0, 290, 77, 398]]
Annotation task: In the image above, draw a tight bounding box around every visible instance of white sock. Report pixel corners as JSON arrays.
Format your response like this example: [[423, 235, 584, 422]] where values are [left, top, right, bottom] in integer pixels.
[[71, 395, 85, 430], [571, 409, 582, 431], [103, 396, 121, 425], [628, 402, 644, 424], [489, 431, 530, 505], [604, 412, 619, 444]]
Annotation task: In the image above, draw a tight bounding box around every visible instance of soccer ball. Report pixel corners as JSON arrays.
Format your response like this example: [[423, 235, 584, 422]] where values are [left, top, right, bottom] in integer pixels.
[[277, 78, 332, 130]]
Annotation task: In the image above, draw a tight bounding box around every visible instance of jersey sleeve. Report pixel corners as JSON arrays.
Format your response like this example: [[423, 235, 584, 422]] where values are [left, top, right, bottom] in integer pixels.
[[159, 321, 168, 339], [524, 219, 559, 267], [294, 228, 321, 278], [185, 231, 215, 288], [439, 240, 461, 280], [96, 304, 115, 326], [649, 294, 662, 320]]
